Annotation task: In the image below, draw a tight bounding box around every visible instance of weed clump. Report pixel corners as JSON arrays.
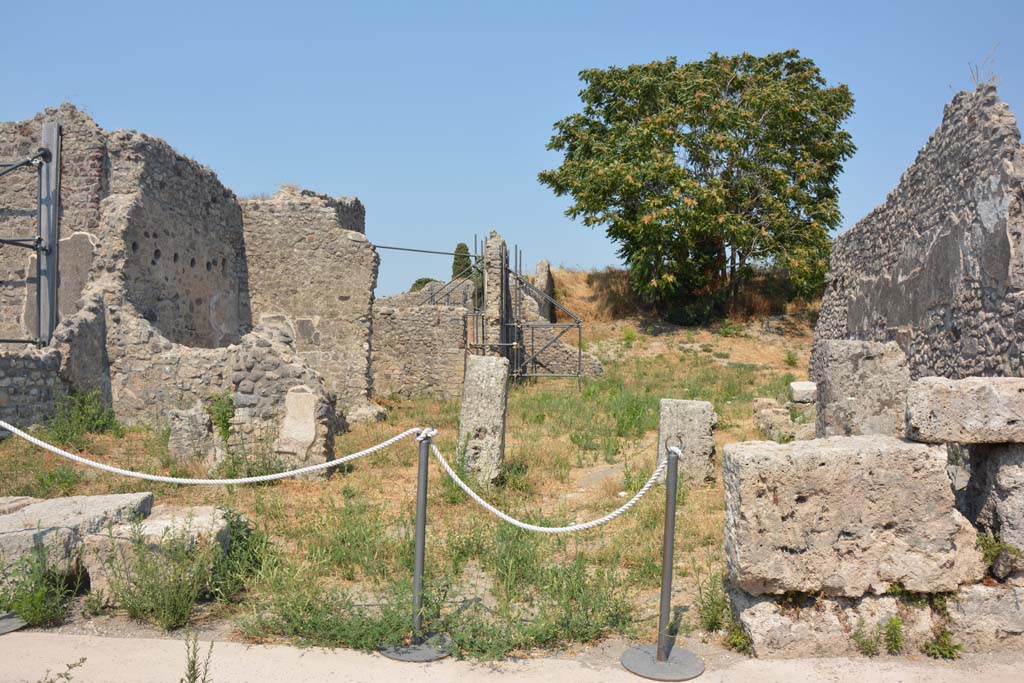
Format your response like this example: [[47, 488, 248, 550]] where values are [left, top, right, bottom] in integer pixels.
[[0, 543, 77, 626], [43, 390, 122, 450]]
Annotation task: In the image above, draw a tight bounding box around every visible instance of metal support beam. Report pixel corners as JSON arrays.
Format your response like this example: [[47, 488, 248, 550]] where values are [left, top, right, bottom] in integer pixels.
[[36, 123, 59, 345]]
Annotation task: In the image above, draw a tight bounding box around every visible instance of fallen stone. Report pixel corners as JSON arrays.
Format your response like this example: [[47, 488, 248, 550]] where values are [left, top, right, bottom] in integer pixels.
[[789, 381, 817, 404], [811, 340, 910, 438], [730, 588, 935, 658], [81, 505, 230, 596], [457, 355, 509, 484], [949, 585, 1024, 649], [0, 493, 153, 577], [907, 377, 1024, 444], [753, 408, 814, 444], [656, 399, 717, 484], [723, 436, 984, 597]]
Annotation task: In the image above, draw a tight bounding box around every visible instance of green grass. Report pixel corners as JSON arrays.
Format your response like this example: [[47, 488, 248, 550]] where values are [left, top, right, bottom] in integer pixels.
[[41, 390, 122, 451]]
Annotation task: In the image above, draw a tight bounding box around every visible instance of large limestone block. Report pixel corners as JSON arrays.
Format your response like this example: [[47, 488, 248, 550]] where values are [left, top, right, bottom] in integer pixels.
[[274, 386, 319, 458], [730, 589, 935, 658], [82, 505, 230, 595], [907, 377, 1024, 444], [457, 355, 509, 484], [949, 585, 1024, 649], [811, 340, 910, 438], [0, 493, 153, 577], [657, 399, 717, 484], [723, 436, 983, 597], [789, 381, 817, 404]]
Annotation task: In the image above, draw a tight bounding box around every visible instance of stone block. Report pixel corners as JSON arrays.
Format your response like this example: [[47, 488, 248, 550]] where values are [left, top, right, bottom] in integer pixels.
[[274, 386, 318, 459], [906, 377, 1024, 444], [723, 436, 983, 597], [730, 589, 935, 658], [811, 340, 910, 438], [166, 400, 213, 462], [0, 493, 153, 578], [789, 381, 817, 404], [657, 399, 717, 484], [754, 407, 815, 444], [949, 585, 1024, 649], [967, 444, 1024, 577], [457, 355, 509, 484], [0, 497, 39, 515], [82, 505, 230, 596]]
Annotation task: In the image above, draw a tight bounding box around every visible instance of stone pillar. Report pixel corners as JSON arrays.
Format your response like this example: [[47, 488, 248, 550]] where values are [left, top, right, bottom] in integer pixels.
[[456, 355, 509, 484], [656, 399, 717, 484], [533, 260, 555, 322], [482, 231, 508, 357], [810, 340, 910, 437]]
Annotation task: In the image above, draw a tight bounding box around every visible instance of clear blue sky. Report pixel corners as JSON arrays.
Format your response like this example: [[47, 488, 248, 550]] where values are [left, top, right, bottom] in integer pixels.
[[2, 1, 1022, 294]]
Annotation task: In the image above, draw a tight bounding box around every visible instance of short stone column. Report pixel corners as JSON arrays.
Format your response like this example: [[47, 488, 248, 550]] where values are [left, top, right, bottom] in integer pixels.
[[456, 355, 509, 484], [810, 340, 910, 437], [656, 399, 717, 484]]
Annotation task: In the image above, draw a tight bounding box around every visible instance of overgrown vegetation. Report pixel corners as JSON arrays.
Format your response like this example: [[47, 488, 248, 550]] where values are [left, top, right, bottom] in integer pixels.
[[180, 631, 214, 683], [409, 277, 440, 292], [976, 530, 1023, 569], [884, 615, 904, 655], [0, 543, 77, 626], [921, 629, 962, 660], [43, 390, 122, 451], [207, 391, 234, 443], [851, 618, 881, 656]]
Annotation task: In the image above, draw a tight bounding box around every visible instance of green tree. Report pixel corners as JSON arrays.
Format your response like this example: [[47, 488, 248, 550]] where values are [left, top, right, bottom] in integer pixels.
[[452, 242, 472, 279], [538, 50, 855, 318]]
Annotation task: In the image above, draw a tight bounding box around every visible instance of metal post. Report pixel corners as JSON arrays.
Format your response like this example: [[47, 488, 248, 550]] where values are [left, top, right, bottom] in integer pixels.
[[37, 123, 60, 345], [380, 431, 450, 662], [621, 448, 705, 680], [410, 435, 430, 641], [657, 449, 679, 661]]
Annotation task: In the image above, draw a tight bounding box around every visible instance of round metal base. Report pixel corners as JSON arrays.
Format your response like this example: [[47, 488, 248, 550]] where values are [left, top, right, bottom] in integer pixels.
[[621, 644, 704, 681], [379, 634, 451, 662], [0, 612, 27, 636]]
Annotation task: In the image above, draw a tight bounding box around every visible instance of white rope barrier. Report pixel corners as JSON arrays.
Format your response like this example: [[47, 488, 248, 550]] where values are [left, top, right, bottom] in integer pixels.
[[0, 419, 424, 486], [429, 441, 674, 534]]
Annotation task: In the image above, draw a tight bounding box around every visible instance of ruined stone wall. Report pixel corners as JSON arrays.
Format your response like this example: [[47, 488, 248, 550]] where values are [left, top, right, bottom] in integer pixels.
[[241, 186, 379, 420], [815, 85, 1024, 379], [371, 304, 466, 400], [0, 105, 107, 340], [0, 347, 62, 428]]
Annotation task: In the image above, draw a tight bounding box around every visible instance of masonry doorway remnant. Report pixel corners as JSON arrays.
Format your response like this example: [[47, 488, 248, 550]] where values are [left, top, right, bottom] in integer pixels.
[[0, 122, 59, 346]]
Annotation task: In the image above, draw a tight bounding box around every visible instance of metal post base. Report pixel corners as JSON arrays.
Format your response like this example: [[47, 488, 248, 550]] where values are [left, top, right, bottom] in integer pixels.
[[379, 634, 451, 662], [0, 612, 27, 636], [621, 644, 704, 681]]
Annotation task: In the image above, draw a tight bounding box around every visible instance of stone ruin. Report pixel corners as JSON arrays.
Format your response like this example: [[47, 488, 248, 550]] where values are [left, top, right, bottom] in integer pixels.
[[0, 104, 599, 473], [723, 85, 1024, 657]]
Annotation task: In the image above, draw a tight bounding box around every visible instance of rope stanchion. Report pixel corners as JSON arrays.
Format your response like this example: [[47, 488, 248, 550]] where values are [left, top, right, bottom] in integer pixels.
[[0, 419, 424, 486]]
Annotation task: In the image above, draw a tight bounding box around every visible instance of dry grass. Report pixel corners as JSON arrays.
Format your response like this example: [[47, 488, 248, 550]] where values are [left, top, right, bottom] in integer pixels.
[[0, 297, 814, 654]]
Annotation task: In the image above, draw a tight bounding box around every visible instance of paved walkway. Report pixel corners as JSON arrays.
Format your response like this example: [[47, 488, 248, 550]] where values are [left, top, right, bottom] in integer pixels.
[[1, 632, 1021, 682]]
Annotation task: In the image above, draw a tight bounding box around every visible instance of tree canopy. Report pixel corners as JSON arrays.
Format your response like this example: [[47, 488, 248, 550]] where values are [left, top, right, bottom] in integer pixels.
[[538, 50, 855, 319], [452, 242, 472, 279]]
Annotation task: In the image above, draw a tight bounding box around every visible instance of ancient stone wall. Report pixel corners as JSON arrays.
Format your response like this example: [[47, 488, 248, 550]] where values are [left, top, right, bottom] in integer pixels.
[[815, 85, 1024, 379], [0, 105, 107, 341], [241, 186, 380, 420], [371, 304, 466, 400], [0, 347, 62, 429]]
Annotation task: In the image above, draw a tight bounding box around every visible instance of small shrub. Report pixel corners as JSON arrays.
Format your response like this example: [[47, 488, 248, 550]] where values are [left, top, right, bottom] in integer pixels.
[[851, 618, 880, 656], [977, 531, 1023, 569], [724, 618, 753, 655], [209, 508, 273, 602], [180, 630, 214, 683], [784, 350, 798, 367], [570, 431, 599, 451], [1, 543, 76, 626], [712, 351, 730, 359], [884, 615, 904, 655], [82, 589, 109, 617], [207, 391, 234, 443], [694, 570, 729, 632], [44, 390, 122, 450], [621, 327, 638, 348], [34, 657, 86, 683], [105, 520, 220, 630], [921, 629, 962, 660]]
